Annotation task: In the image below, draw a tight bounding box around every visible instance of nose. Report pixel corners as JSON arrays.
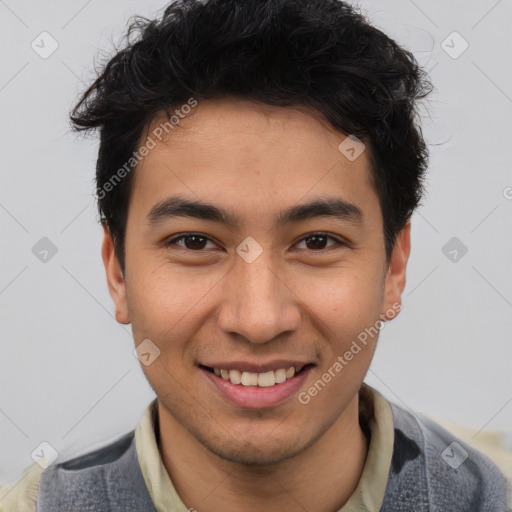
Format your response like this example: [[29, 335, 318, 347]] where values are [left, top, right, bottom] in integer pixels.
[[217, 252, 301, 345]]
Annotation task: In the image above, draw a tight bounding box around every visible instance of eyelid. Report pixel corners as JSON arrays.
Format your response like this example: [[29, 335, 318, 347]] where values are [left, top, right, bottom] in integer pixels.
[[164, 231, 346, 251], [292, 232, 345, 251], [164, 232, 219, 250]]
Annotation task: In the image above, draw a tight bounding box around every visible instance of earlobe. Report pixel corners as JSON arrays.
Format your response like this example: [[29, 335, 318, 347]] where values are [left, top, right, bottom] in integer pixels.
[[381, 222, 411, 321], [101, 224, 131, 324]]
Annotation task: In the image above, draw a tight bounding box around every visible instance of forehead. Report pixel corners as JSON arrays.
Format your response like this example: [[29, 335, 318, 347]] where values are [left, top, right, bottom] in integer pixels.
[[129, 98, 380, 229]]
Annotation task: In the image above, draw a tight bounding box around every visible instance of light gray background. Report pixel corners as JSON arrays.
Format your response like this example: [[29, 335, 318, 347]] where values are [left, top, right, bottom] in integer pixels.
[[1, 0, 511, 483]]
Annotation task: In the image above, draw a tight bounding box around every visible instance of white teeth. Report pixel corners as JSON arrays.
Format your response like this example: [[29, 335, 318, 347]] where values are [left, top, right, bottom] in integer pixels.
[[241, 371, 258, 386], [211, 365, 305, 387], [229, 369, 242, 385], [274, 368, 287, 384], [258, 371, 276, 387]]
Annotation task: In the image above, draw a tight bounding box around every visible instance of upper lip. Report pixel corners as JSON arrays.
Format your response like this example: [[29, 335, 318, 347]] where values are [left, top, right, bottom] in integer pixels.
[[200, 360, 313, 373]]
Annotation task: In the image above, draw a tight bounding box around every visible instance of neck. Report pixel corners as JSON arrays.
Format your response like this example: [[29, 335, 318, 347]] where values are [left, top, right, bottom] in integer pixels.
[[157, 394, 369, 512]]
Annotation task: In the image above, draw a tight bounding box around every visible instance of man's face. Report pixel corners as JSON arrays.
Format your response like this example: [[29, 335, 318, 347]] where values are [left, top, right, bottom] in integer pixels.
[[103, 98, 408, 465]]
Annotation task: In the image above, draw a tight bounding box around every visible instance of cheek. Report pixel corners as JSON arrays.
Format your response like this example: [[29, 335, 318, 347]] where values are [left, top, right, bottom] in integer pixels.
[[291, 263, 384, 333], [125, 266, 213, 396], [125, 261, 216, 343]]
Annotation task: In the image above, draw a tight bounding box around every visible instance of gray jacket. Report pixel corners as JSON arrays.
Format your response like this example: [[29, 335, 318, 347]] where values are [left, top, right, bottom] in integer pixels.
[[34, 401, 509, 511]]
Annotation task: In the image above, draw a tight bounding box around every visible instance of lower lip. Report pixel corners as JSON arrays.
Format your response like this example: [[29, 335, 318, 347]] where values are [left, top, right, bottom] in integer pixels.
[[200, 366, 313, 409]]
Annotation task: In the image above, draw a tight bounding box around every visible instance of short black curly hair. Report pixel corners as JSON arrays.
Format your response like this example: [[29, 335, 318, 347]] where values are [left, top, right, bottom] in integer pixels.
[[70, 0, 432, 273]]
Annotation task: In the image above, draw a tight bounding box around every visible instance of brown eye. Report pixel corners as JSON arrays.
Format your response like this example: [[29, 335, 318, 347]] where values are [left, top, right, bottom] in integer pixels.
[[165, 233, 216, 251], [182, 235, 208, 250], [295, 233, 342, 251]]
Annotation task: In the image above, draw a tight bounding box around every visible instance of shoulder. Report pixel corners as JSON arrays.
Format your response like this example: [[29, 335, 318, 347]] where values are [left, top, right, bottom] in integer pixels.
[[386, 401, 510, 511], [0, 431, 135, 512], [51, 430, 135, 472], [0, 462, 45, 512]]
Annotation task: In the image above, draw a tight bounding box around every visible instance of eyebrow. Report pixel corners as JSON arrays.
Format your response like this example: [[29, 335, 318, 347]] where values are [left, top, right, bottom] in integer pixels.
[[145, 194, 364, 228]]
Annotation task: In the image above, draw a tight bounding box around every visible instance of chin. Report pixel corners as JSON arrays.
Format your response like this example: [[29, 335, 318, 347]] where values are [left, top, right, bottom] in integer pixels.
[[193, 424, 322, 467], [206, 438, 304, 466]]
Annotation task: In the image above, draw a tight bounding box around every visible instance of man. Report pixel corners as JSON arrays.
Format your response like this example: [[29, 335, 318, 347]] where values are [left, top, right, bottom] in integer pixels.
[[1, 0, 509, 510]]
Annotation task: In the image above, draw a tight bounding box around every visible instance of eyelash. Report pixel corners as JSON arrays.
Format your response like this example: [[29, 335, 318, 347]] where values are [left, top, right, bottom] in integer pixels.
[[164, 232, 345, 253]]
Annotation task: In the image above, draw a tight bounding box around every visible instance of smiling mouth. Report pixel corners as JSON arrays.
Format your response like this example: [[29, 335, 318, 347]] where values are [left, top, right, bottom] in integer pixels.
[[199, 364, 313, 388]]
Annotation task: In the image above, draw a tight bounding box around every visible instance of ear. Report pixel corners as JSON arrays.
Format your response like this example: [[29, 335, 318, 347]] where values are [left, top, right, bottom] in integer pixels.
[[101, 224, 130, 324], [380, 221, 411, 321]]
